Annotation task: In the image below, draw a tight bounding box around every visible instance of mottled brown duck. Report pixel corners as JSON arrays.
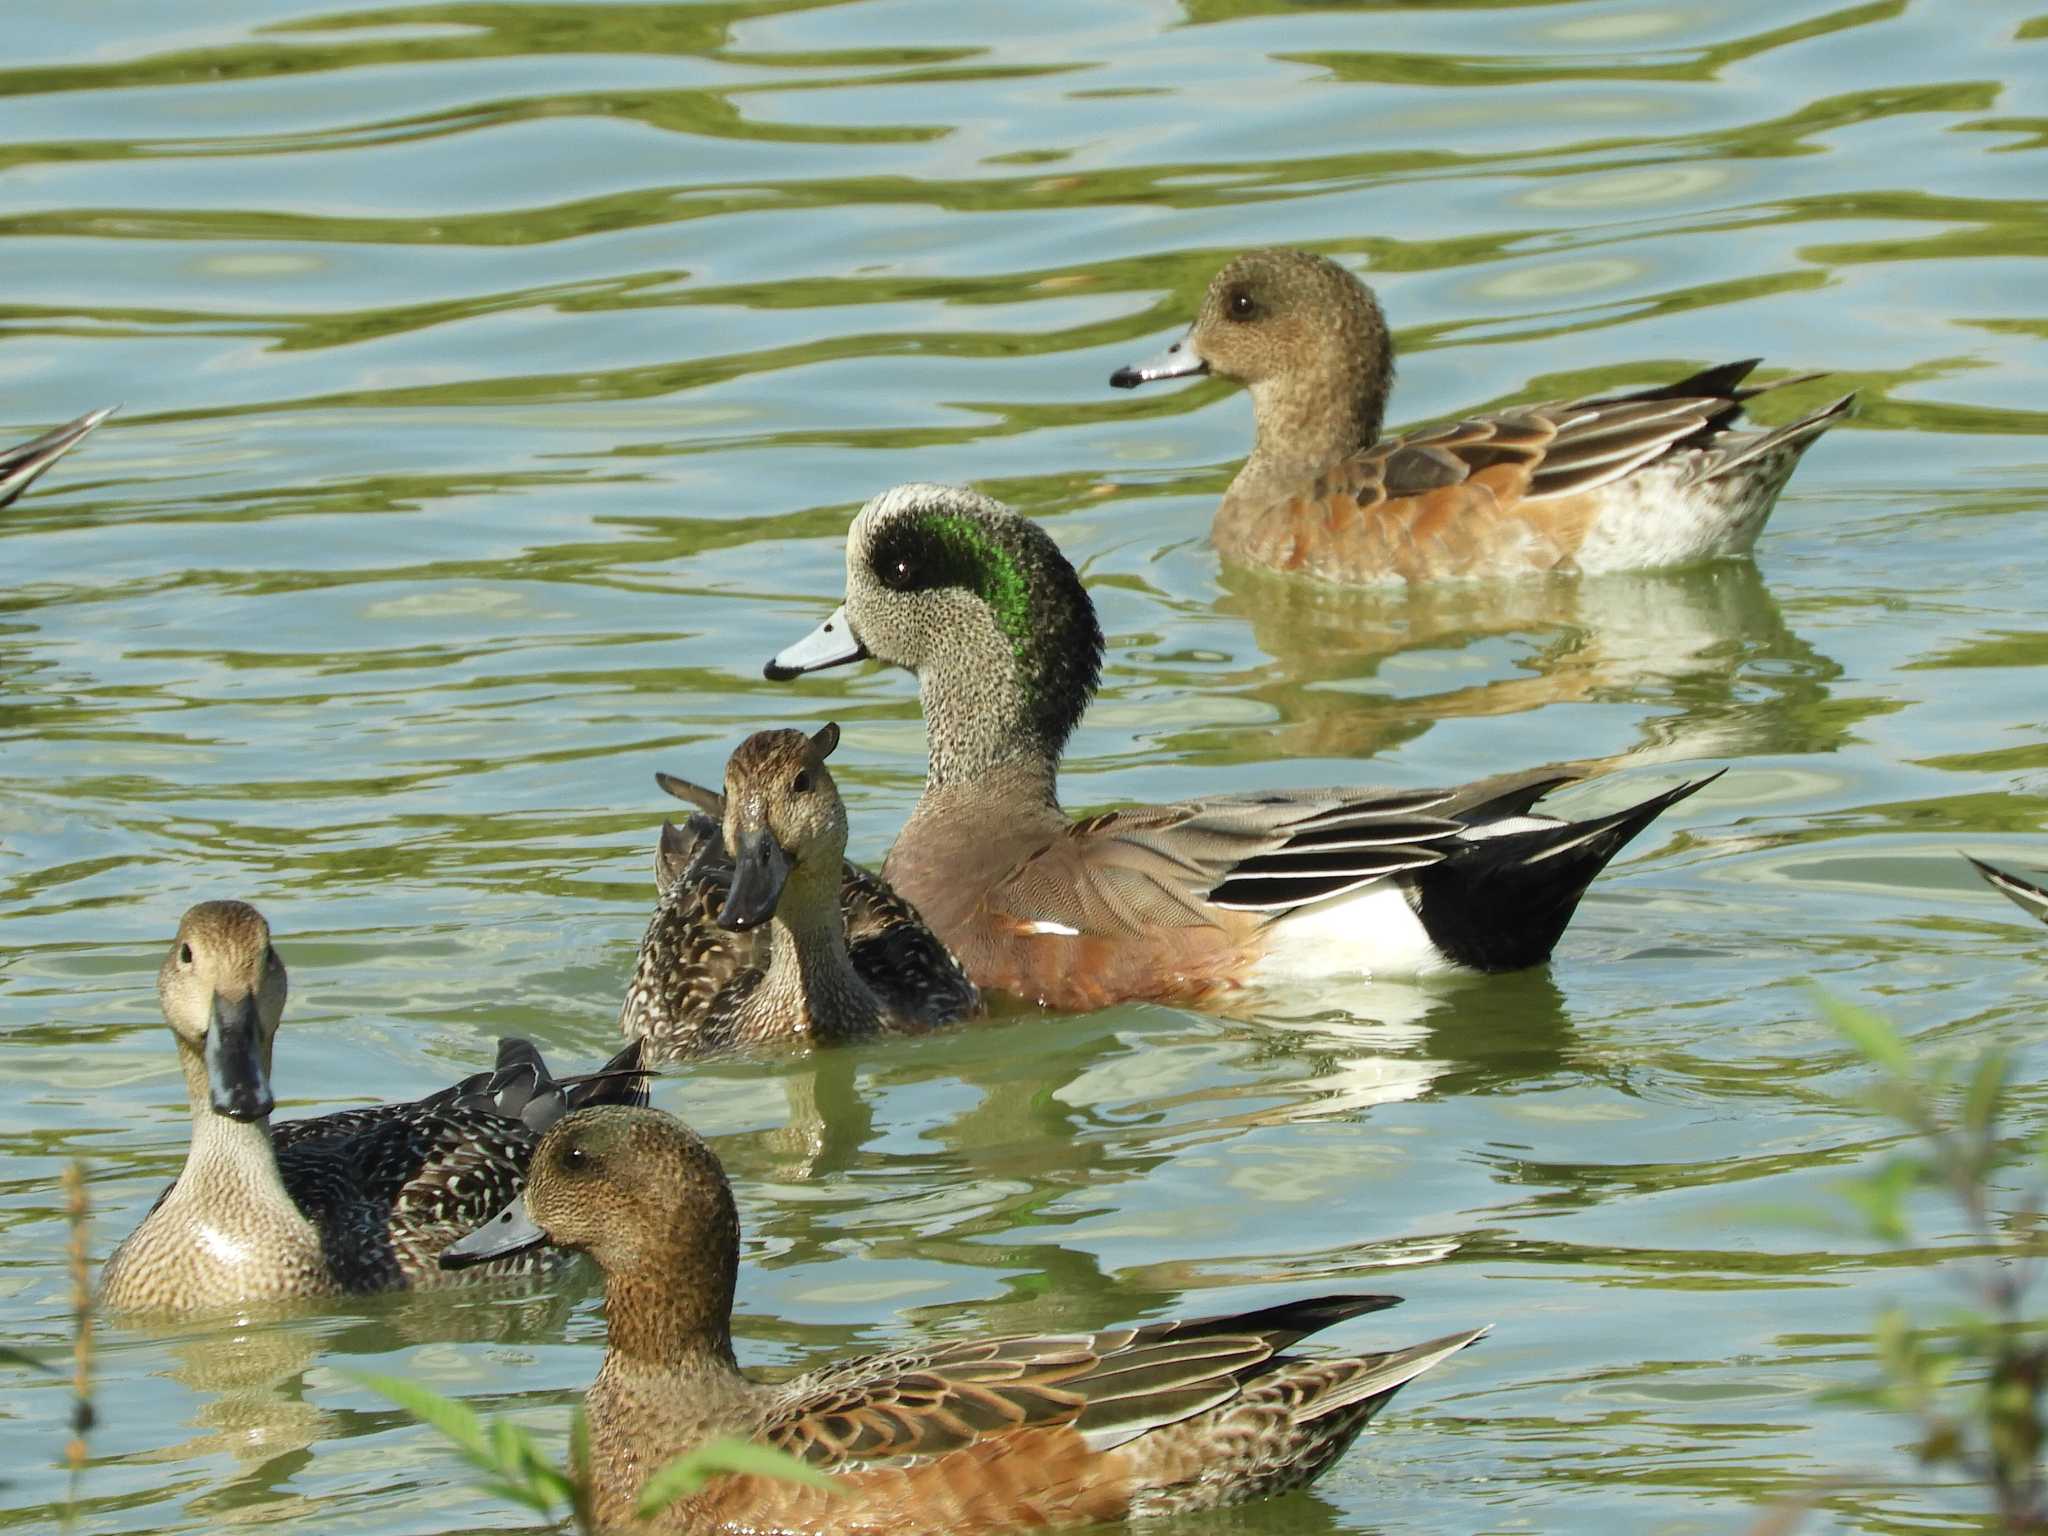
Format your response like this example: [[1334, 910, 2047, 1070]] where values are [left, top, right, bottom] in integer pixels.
[[1110, 247, 1851, 584], [620, 724, 977, 1059], [446, 1104, 1485, 1533], [100, 899, 646, 1312]]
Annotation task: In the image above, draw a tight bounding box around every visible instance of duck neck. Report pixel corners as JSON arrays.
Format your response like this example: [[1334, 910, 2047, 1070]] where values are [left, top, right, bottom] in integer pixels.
[[169, 1039, 299, 1222], [914, 624, 1077, 818], [1238, 312, 1393, 506], [753, 863, 882, 1042], [600, 1207, 743, 1378]]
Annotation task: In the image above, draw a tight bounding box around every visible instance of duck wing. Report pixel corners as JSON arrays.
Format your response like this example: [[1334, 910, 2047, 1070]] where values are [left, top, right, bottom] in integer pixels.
[[761, 1294, 1406, 1469]]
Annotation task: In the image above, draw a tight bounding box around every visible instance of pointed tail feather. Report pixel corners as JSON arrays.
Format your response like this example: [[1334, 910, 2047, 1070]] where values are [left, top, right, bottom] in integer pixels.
[[1412, 770, 1721, 971], [1298, 1324, 1490, 1424], [1967, 855, 2048, 927], [1702, 391, 1854, 480], [0, 406, 115, 508]]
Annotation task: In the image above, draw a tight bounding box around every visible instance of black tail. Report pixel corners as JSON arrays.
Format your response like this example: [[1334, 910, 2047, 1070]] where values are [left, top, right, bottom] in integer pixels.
[[439, 1037, 649, 1131], [1409, 771, 1721, 972], [1138, 1293, 1404, 1356]]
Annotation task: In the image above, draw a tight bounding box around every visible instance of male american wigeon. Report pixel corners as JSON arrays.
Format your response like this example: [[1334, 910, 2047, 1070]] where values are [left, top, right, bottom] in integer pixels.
[[1109, 248, 1851, 585], [1, 406, 113, 507], [763, 483, 1718, 1013], [100, 900, 647, 1312], [619, 724, 978, 1058], [445, 1104, 1487, 1533], [1967, 856, 2048, 925]]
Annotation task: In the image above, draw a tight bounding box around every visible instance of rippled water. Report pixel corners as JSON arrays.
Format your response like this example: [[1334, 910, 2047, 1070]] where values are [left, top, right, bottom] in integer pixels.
[[5, 1, 2047, 1531]]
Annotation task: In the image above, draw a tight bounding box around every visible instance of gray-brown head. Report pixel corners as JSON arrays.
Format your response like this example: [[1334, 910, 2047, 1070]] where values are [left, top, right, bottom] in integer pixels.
[[443, 1106, 740, 1324], [156, 900, 288, 1123], [718, 724, 847, 932], [763, 485, 1103, 790], [1111, 247, 1395, 453]]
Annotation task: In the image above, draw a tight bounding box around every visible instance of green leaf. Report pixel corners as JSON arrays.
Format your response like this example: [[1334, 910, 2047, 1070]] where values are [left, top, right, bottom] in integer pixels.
[[491, 1416, 531, 1482], [1816, 993, 1913, 1076], [1960, 1049, 2010, 1139], [348, 1370, 495, 1466], [636, 1439, 842, 1518]]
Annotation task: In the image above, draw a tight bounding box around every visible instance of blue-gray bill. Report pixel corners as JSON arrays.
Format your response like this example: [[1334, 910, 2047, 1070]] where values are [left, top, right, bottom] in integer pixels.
[[440, 1197, 547, 1269], [764, 603, 867, 680], [204, 992, 274, 1121], [718, 828, 791, 931], [1108, 335, 1208, 390]]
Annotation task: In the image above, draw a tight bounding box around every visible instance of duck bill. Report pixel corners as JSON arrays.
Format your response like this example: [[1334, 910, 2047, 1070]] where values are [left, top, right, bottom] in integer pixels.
[[718, 828, 791, 932], [440, 1197, 546, 1270], [764, 604, 868, 681], [205, 992, 275, 1121], [1109, 333, 1208, 389]]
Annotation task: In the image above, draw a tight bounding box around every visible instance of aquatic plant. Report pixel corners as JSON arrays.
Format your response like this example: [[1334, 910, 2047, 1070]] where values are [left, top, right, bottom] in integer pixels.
[[352, 1371, 838, 1531], [1811, 998, 2048, 1531]]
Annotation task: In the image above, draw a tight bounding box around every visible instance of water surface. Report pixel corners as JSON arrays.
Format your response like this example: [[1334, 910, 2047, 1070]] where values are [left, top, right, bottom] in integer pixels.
[[4, 1, 2048, 1532]]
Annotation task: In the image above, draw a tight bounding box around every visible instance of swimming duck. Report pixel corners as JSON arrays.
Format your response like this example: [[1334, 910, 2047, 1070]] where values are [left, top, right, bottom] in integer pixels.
[[1, 407, 114, 507], [100, 899, 647, 1312], [764, 483, 1717, 1013], [619, 724, 978, 1058], [445, 1104, 1486, 1532], [1967, 856, 2048, 926], [1109, 248, 1852, 585]]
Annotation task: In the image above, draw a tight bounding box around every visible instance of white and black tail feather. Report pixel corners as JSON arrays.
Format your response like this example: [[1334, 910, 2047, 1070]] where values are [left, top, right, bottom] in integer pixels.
[[0, 407, 114, 508], [1967, 856, 2048, 927], [1206, 777, 1577, 915], [1406, 771, 1721, 971], [434, 1037, 650, 1132]]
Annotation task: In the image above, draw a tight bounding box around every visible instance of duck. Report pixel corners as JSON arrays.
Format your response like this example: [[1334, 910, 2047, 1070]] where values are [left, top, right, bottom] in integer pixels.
[[1, 407, 114, 507], [619, 724, 978, 1058], [763, 483, 1718, 1013], [100, 899, 648, 1312], [1108, 247, 1853, 585], [444, 1103, 1487, 1532], [1966, 856, 2048, 926]]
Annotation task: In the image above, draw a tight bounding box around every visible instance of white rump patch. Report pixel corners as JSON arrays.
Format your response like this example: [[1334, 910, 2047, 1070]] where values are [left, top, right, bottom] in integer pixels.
[[1254, 882, 1462, 982]]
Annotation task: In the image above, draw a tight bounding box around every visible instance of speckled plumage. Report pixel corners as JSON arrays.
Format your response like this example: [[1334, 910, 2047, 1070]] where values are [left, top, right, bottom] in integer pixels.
[[1110, 248, 1852, 584], [619, 729, 977, 1060], [442, 1106, 1486, 1533], [99, 900, 647, 1313]]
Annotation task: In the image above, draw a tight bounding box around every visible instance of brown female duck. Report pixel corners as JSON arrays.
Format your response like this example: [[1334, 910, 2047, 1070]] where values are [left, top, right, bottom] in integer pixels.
[[620, 724, 977, 1059], [1110, 247, 1851, 584], [445, 1104, 1485, 1532], [100, 899, 646, 1312]]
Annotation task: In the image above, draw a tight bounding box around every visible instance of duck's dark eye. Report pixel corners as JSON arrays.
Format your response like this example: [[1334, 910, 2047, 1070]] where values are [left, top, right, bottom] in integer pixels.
[[791, 770, 811, 794], [879, 555, 916, 591], [179, 942, 194, 965], [559, 1144, 589, 1173], [1226, 289, 1256, 321]]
